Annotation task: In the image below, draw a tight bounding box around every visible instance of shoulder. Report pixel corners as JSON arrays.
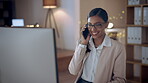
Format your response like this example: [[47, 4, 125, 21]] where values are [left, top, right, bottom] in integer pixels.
[[108, 38, 126, 60], [111, 39, 124, 47], [110, 38, 125, 53]]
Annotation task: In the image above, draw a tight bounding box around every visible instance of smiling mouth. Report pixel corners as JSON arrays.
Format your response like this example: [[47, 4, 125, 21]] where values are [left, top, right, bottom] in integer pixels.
[[92, 32, 98, 36]]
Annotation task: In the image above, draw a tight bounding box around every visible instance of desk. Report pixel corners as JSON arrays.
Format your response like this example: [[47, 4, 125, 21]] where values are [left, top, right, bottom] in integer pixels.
[[57, 49, 74, 72]]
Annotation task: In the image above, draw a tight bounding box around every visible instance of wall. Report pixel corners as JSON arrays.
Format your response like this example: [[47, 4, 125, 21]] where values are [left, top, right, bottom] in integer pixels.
[[80, 0, 126, 28], [15, 0, 126, 50], [15, 0, 46, 26], [53, 0, 80, 50], [15, 0, 80, 50]]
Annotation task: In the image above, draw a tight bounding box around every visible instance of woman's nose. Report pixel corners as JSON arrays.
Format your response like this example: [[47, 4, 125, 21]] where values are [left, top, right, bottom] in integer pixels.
[[90, 27, 96, 31]]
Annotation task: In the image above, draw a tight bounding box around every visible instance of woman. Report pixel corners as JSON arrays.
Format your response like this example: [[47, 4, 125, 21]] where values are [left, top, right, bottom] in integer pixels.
[[69, 8, 126, 83]]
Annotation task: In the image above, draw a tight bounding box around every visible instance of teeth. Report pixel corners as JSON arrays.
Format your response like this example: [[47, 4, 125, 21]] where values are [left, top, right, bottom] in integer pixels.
[[92, 32, 97, 35]]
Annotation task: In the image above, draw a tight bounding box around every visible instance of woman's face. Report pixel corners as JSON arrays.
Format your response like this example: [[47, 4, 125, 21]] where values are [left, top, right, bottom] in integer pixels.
[[87, 15, 108, 39]]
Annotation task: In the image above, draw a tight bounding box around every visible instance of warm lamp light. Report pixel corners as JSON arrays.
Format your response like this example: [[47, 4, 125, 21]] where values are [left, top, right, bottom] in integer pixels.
[[107, 23, 114, 29], [43, 6, 57, 8], [43, 0, 57, 9]]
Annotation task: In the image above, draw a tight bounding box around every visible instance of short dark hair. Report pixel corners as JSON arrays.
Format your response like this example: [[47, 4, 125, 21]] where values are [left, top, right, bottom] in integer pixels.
[[88, 8, 108, 22]]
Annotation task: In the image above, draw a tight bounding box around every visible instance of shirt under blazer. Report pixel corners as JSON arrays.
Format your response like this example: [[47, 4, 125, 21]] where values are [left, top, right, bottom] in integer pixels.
[[69, 35, 126, 83], [81, 35, 111, 82]]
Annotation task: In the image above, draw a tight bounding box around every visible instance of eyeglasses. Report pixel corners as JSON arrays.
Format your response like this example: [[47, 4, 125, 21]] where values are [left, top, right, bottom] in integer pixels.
[[87, 22, 106, 29]]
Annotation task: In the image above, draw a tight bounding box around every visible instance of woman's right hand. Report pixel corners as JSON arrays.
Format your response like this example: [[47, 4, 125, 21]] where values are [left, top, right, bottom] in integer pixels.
[[81, 34, 90, 45]]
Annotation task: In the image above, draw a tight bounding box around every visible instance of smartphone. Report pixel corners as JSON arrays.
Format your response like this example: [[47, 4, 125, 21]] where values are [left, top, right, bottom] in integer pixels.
[[82, 24, 89, 39]]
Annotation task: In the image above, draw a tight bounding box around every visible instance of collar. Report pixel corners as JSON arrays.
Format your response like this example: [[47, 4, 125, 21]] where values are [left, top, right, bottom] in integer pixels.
[[89, 35, 112, 49]]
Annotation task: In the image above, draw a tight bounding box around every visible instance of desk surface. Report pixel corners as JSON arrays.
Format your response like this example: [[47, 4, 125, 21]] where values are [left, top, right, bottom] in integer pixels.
[[57, 49, 74, 58]]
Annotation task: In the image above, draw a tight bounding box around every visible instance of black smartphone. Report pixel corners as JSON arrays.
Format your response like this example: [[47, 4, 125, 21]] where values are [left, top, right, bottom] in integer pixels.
[[82, 24, 89, 39]]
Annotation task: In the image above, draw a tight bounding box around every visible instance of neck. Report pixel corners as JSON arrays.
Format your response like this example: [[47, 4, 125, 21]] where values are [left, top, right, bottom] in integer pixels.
[[93, 34, 105, 47]]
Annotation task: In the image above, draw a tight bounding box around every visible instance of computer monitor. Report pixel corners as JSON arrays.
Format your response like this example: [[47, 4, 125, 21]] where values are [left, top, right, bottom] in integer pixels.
[[0, 27, 59, 83], [12, 19, 24, 27]]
